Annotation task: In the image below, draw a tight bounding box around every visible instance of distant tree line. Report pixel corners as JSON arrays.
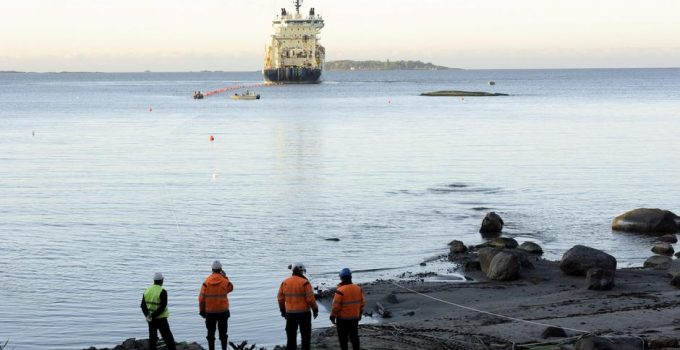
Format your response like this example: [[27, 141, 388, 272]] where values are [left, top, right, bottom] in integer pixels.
[[325, 60, 452, 71]]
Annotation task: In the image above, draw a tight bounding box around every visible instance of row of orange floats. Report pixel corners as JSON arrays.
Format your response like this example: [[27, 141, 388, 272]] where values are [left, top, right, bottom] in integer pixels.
[[204, 82, 280, 97]]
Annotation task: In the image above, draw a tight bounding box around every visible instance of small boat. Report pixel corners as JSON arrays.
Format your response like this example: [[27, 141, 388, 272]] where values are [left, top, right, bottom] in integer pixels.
[[231, 90, 260, 100], [193, 91, 204, 99], [488, 81, 496, 86]]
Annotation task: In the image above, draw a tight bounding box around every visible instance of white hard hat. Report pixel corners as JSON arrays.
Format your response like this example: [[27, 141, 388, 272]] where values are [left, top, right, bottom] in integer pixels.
[[153, 272, 164, 281], [212, 260, 222, 270], [292, 262, 306, 272]]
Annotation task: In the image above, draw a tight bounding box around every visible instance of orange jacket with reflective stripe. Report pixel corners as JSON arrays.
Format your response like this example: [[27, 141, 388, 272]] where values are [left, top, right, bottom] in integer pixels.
[[277, 274, 318, 314], [331, 283, 365, 320], [199, 272, 234, 314]]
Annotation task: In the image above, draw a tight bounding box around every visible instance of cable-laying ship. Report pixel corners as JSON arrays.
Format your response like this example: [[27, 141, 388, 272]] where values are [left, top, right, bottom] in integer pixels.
[[263, 0, 325, 83]]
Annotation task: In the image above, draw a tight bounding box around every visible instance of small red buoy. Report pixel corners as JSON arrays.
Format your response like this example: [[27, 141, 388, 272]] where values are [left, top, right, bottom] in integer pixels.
[[210, 135, 215, 142]]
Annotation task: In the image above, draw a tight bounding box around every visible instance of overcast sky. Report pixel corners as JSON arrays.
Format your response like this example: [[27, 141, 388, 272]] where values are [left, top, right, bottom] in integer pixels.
[[1, 0, 679, 72]]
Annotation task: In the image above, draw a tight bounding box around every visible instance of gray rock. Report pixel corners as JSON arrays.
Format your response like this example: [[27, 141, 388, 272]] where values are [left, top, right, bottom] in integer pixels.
[[559, 245, 617, 276], [644, 255, 672, 269], [478, 247, 503, 274], [487, 237, 518, 249], [666, 260, 680, 277], [479, 212, 504, 234], [658, 234, 678, 243], [671, 274, 680, 288], [576, 335, 646, 350], [448, 240, 468, 254], [121, 338, 136, 350], [383, 292, 399, 304], [517, 241, 543, 254], [486, 251, 521, 281], [464, 260, 481, 271], [585, 268, 615, 290], [651, 242, 674, 256], [612, 208, 678, 235], [541, 326, 567, 339], [649, 337, 679, 348]]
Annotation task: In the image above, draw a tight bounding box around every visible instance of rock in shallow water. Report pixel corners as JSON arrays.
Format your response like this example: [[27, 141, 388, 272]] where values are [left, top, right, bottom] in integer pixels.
[[559, 245, 617, 276], [658, 234, 678, 243], [479, 212, 504, 235], [651, 242, 674, 256], [485, 237, 518, 249], [612, 208, 678, 235], [644, 255, 672, 269], [517, 241, 543, 254], [448, 240, 468, 255]]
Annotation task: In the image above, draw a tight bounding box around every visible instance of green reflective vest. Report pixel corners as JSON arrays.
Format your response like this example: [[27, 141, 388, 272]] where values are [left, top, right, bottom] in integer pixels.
[[144, 284, 169, 319]]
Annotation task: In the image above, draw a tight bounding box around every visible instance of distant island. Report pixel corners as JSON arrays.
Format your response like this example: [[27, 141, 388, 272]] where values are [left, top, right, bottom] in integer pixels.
[[325, 60, 454, 71]]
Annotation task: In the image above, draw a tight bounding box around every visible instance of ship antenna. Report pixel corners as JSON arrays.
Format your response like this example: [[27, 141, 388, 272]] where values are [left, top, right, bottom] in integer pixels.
[[294, 0, 302, 14]]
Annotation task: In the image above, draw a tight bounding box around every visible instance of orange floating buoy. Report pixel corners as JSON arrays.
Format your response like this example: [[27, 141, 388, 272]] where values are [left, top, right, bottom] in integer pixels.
[[210, 135, 215, 142]]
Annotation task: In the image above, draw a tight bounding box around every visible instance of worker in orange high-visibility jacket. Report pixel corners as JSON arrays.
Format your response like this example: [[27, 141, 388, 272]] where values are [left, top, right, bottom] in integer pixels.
[[277, 262, 319, 350], [199, 260, 234, 350], [330, 268, 365, 350]]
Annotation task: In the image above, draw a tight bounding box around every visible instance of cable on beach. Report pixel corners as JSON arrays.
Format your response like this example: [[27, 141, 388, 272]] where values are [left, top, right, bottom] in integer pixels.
[[388, 280, 591, 334]]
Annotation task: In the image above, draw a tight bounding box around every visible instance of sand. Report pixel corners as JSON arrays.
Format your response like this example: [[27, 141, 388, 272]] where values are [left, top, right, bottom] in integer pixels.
[[310, 254, 680, 350]]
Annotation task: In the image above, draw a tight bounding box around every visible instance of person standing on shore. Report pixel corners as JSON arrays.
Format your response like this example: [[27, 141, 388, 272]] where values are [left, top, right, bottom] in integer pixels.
[[140, 272, 177, 350], [199, 260, 234, 350], [330, 268, 365, 350], [277, 262, 319, 350]]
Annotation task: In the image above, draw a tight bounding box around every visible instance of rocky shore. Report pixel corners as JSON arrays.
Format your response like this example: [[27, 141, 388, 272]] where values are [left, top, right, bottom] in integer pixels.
[[90, 208, 680, 350]]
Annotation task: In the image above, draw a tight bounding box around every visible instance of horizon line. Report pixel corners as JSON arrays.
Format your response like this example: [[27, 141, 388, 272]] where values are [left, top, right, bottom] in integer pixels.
[[2, 66, 679, 74]]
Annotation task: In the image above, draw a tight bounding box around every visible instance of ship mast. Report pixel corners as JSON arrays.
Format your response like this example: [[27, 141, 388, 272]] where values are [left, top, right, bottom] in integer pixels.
[[294, 0, 302, 14]]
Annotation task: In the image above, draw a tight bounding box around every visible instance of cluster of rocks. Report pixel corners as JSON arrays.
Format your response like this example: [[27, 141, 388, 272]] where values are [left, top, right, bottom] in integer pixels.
[[83, 338, 204, 350], [84, 339, 267, 350], [449, 212, 547, 282], [613, 208, 680, 288], [450, 208, 680, 289]]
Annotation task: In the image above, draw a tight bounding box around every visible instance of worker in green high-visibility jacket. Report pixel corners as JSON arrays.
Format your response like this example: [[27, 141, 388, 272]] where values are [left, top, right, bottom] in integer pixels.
[[141, 272, 177, 350]]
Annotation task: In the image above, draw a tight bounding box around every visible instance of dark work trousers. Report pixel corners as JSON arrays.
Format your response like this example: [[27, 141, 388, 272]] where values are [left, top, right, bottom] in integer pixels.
[[148, 317, 177, 350], [285, 311, 312, 350], [205, 311, 230, 350], [336, 319, 360, 350]]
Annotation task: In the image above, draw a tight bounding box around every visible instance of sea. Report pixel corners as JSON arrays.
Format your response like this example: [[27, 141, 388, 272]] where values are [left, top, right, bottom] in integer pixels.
[[1, 68, 679, 349]]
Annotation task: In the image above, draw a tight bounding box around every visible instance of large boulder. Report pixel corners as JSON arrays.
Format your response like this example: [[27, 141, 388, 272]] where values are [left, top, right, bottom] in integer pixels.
[[576, 335, 646, 350], [612, 208, 678, 235], [559, 245, 617, 276], [651, 243, 674, 256], [478, 247, 502, 274], [644, 255, 672, 269], [486, 251, 521, 281], [479, 212, 504, 235], [585, 268, 615, 290], [518, 241, 543, 255]]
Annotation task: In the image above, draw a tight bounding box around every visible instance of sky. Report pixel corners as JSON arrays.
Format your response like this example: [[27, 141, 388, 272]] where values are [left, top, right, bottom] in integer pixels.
[[0, 0, 679, 72]]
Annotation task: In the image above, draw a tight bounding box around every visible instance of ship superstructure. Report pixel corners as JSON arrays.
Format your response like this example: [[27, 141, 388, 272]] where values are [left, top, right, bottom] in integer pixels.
[[263, 0, 325, 83]]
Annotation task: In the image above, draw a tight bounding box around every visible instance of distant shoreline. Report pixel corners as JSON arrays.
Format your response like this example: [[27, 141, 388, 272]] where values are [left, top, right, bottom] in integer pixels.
[[2, 67, 678, 74], [325, 59, 454, 71]]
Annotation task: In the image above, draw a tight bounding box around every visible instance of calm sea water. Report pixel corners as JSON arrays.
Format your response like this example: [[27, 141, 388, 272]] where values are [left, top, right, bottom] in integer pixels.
[[1, 69, 679, 349]]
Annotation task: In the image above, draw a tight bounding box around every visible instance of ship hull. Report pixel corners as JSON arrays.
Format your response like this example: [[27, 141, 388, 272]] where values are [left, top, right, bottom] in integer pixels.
[[263, 67, 322, 84]]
